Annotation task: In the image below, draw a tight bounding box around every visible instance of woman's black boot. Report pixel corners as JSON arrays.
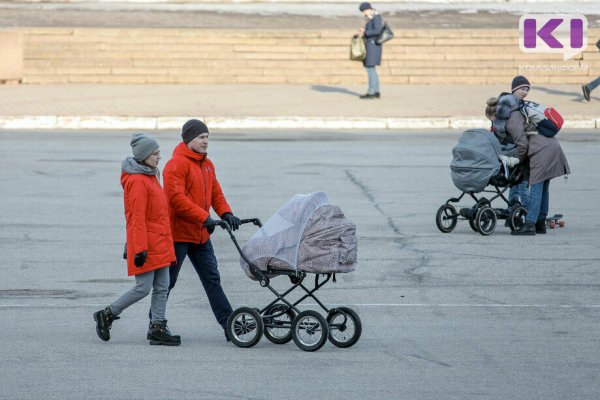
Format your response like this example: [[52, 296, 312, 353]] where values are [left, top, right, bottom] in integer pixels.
[[149, 321, 181, 346]]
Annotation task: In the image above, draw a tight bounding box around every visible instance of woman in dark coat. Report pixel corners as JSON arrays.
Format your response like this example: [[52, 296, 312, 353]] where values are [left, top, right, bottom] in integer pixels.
[[358, 2, 384, 99], [503, 77, 571, 236]]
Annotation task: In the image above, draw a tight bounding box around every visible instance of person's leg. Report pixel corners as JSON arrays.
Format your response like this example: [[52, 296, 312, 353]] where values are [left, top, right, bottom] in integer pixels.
[[534, 180, 550, 234], [94, 272, 153, 341], [187, 241, 233, 328], [148, 266, 181, 345], [366, 66, 376, 95], [512, 181, 541, 235], [169, 242, 190, 292], [524, 182, 543, 223], [148, 242, 188, 321], [582, 76, 600, 101], [110, 272, 154, 315], [149, 267, 170, 322], [587, 76, 600, 92], [372, 66, 380, 95]]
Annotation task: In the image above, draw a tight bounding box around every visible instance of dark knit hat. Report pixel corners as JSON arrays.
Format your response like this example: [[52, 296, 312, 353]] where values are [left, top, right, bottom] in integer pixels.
[[130, 133, 159, 162], [511, 75, 530, 92], [359, 2, 372, 11], [182, 119, 209, 144]]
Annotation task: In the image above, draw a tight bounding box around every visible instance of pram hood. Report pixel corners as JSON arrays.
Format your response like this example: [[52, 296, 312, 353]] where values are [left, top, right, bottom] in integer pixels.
[[240, 192, 357, 279], [450, 129, 502, 193]]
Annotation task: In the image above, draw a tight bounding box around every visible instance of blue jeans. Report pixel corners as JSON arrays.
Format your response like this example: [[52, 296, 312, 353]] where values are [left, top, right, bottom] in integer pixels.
[[523, 180, 550, 224], [170, 241, 233, 328], [586, 76, 600, 92], [365, 66, 380, 94], [508, 181, 527, 209]]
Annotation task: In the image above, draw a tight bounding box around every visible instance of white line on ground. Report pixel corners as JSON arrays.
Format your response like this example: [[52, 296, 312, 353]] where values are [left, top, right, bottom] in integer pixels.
[[1, 303, 600, 308]]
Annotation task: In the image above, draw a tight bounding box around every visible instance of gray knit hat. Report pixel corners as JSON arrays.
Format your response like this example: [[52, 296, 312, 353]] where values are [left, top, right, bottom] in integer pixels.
[[130, 133, 159, 162], [182, 119, 209, 144]]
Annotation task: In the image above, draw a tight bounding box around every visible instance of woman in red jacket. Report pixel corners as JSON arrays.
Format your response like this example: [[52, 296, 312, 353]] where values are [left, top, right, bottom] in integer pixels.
[[93, 133, 180, 346]]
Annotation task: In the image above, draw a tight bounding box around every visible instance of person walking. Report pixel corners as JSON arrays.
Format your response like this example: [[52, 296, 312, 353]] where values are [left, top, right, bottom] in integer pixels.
[[358, 2, 384, 99], [581, 39, 600, 101], [162, 119, 241, 340], [500, 76, 571, 236], [94, 133, 180, 346]]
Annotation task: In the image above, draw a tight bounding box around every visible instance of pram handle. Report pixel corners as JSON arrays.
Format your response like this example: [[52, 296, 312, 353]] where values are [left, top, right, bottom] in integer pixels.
[[240, 218, 262, 228], [218, 217, 269, 286]]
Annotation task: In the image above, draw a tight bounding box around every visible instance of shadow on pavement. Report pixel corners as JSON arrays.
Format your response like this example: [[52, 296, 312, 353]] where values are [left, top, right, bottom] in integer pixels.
[[311, 84, 361, 97]]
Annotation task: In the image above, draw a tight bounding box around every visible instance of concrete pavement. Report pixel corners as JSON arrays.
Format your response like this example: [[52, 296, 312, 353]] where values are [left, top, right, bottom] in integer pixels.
[[0, 83, 598, 130]]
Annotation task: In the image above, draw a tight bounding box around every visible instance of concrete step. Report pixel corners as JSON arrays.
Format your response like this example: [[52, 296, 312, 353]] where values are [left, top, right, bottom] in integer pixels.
[[15, 27, 600, 85]]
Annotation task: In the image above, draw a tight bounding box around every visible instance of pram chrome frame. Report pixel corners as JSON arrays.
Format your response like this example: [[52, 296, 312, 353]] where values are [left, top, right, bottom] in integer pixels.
[[218, 218, 362, 352]]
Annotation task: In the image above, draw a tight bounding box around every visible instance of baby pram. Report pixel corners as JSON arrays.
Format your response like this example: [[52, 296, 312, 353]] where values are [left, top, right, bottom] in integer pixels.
[[435, 129, 527, 235], [218, 192, 361, 352]]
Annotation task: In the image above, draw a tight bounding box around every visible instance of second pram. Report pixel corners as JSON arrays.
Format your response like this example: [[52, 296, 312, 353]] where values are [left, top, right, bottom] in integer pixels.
[[435, 129, 527, 235]]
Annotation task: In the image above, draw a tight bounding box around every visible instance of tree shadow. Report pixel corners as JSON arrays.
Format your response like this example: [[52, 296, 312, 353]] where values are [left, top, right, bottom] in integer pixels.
[[311, 85, 361, 97]]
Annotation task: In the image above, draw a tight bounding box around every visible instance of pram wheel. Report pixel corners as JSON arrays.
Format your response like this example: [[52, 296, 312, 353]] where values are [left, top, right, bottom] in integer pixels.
[[327, 307, 362, 348], [508, 206, 527, 232], [263, 304, 295, 344], [292, 310, 328, 352], [475, 206, 497, 236], [227, 307, 264, 348], [436, 204, 458, 233], [468, 219, 479, 232]]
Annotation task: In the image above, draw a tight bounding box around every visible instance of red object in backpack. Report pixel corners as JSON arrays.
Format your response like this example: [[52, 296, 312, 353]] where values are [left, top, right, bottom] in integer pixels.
[[544, 107, 564, 129]]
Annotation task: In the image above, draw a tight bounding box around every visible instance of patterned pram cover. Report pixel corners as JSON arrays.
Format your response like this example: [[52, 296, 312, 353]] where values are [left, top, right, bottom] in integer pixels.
[[450, 129, 503, 193], [240, 192, 357, 280]]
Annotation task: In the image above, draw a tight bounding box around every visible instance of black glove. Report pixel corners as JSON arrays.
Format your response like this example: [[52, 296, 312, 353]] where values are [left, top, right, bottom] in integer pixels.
[[221, 212, 241, 231], [134, 250, 147, 267], [122, 243, 127, 260], [203, 217, 218, 234]]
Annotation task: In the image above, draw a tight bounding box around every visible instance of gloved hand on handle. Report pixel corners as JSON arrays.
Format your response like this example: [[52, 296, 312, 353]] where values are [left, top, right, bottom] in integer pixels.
[[203, 217, 218, 234], [499, 155, 520, 168], [221, 212, 241, 231]]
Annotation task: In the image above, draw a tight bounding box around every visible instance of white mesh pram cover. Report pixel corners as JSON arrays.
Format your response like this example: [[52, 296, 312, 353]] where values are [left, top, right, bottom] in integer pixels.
[[240, 192, 357, 279]]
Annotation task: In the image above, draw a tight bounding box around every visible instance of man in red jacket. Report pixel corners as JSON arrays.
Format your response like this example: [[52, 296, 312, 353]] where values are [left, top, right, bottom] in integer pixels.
[[162, 119, 241, 340]]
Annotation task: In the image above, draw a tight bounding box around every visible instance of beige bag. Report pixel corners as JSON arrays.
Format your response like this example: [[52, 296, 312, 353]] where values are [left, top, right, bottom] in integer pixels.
[[349, 35, 366, 61]]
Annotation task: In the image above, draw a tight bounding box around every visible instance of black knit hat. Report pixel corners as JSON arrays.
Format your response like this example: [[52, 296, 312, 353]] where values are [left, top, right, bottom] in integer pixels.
[[511, 75, 530, 92], [359, 2, 372, 11], [182, 119, 209, 144]]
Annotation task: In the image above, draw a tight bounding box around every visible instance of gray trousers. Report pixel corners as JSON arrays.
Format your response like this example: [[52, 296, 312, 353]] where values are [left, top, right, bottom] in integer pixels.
[[109, 267, 169, 322]]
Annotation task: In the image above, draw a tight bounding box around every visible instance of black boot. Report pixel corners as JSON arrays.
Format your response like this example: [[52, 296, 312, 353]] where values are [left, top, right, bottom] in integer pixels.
[[149, 321, 181, 346], [147, 321, 180, 341], [535, 220, 547, 234], [93, 306, 120, 342], [511, 221, 536, 236]]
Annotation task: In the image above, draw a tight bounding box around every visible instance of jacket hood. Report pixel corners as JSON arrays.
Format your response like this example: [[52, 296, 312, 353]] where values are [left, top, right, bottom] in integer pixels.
[[496, 93, 521, 120], [121, 157, 157, 179], [173, 142, 207, 162]]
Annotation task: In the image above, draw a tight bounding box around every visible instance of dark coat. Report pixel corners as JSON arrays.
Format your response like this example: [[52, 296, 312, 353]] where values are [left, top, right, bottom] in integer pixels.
[[363, 14, 383, 67], [506, 111, 570, 186]]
